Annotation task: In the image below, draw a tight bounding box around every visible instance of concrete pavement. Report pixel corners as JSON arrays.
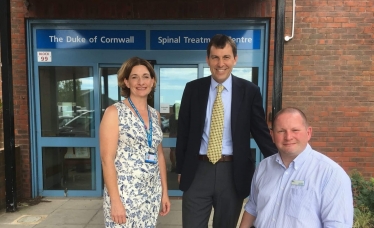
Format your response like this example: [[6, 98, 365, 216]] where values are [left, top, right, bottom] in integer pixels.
[[0, 197, 245, 227]]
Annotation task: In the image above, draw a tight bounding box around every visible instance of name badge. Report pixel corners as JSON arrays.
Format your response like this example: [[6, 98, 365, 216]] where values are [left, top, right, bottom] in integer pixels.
[[291, 180, 305, 186], [145, 150, 157, 164]]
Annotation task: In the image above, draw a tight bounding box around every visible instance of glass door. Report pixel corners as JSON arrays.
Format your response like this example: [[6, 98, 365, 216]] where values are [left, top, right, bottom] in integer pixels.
[[36, 66, 102, 196], [154, 65, 199, 196]]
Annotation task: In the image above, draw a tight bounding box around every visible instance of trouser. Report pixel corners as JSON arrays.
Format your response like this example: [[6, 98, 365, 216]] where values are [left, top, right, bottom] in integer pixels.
[[182, 160, 243, 228]]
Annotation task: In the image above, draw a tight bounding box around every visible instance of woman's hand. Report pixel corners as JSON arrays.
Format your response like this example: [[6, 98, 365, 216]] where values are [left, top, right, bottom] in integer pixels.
[[159, 194, 171, 216], [111, 200, 127, 224]]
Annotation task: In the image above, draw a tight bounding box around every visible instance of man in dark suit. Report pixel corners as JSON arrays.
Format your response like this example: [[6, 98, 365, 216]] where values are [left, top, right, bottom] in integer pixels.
[[176, 34, 277, 228]]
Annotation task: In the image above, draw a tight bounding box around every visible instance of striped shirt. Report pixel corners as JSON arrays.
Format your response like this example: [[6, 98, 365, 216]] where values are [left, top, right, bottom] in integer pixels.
[[244, 144, 353, 228]]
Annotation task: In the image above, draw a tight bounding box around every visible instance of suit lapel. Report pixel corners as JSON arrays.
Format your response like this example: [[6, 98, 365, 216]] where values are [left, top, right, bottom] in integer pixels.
[[231, 76, 244, 134], [199, 77, 211, 135]]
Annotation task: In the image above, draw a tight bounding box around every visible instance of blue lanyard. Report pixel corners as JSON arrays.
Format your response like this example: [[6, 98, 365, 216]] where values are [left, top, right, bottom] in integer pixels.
[[128, 97, 153, 148]]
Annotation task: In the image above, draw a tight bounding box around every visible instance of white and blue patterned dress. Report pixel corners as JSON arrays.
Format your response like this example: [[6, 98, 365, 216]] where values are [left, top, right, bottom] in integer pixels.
[[103, 102, 163, 228]]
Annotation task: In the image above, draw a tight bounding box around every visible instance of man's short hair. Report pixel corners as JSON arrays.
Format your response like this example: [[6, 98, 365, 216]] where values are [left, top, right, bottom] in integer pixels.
[[272, 107, 308, 129], [207, 34, 237, 57]]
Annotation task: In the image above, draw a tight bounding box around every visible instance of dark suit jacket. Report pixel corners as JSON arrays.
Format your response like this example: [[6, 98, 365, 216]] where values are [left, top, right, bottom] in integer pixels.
[[176, 75, 277, 199]]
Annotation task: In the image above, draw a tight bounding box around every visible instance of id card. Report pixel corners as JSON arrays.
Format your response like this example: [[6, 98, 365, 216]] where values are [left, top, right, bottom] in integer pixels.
[[145, 151, 157, 164], [291, 180, 305, 186]]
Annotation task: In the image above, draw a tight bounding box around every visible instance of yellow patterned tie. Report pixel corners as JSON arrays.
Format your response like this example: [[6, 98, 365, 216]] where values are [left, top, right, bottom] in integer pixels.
[[207, 84, 224, 164]]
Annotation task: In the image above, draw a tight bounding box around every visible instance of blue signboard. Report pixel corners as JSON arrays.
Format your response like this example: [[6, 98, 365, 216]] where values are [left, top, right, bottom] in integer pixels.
[[36, 30, 146, 49], [150, 30, 261, 50]]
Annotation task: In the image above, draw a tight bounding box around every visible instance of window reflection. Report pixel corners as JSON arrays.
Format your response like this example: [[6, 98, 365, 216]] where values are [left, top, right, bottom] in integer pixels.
[[159, 67, 197, 138], [39, 66, 94, 137], [163, 147, 179, 190], [42, 147, 95, 190], [100, 67, 121, 112], [58, 110, 94, 137]]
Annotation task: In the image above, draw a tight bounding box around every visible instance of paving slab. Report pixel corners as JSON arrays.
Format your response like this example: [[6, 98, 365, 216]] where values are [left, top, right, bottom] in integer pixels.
[[0, 198, 245, 227], [0, 210, 31, 224], [15, 199, 68, 215], [34, 225, 86, 228], [87, 210, 104, 225], [37, 208, 97, 225], [0, 224, 35, 228], [59, 198, 102, 210], [157, 210, 183, 226], [84, 225, 104, 228]]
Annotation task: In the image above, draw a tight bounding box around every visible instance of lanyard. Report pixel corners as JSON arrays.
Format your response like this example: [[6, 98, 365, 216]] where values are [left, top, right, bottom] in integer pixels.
[[128, 97, 153, 148]]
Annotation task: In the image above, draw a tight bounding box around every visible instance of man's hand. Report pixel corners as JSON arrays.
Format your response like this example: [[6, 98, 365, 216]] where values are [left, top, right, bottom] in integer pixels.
[[178, 174, 181, 184]]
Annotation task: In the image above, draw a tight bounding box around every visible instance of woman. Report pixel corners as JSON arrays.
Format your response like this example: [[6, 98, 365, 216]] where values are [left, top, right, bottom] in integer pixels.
[[100, 57, 170, 227]]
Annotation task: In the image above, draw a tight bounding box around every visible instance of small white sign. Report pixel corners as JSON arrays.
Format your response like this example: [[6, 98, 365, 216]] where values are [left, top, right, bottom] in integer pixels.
[[160, 103, 170, 113], [37, 51, 52, 62]]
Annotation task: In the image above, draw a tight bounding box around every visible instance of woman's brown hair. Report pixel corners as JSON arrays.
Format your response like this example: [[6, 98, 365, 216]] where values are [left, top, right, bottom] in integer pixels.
[[117, 57, 157, 98]]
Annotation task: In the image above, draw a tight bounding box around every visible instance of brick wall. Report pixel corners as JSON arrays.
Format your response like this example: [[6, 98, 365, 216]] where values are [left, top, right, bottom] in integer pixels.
[[282, 0, 374, 175], [7, 0, 374, 199], [9, 0, 31, 200]]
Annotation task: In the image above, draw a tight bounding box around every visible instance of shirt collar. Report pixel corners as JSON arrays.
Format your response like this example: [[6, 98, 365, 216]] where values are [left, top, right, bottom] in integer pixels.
[[292, 144, 312, 170], [275, 144, 312, 170], [210, 74, 232, 92]]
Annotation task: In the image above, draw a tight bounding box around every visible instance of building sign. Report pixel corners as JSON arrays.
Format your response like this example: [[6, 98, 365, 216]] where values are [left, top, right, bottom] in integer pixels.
[[36, 29, 146, 49], [150, 30, 261, 50], [35, 29, 260, 50]]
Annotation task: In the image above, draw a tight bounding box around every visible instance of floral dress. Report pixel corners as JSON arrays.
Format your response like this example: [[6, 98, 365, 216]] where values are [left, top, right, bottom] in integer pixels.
[[103, 102, 163, 228]]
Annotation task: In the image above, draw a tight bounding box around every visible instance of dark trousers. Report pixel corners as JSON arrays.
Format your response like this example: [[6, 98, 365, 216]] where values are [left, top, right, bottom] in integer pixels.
[[182, 160, 243, 228]]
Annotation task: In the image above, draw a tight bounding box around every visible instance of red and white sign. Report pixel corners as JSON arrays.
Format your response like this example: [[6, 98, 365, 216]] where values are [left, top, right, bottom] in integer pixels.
[[37, 51, 52, 62]]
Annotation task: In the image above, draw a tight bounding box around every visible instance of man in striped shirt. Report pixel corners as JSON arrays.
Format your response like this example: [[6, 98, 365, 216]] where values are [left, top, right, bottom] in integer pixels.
[[239, 107, 353, 228]]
